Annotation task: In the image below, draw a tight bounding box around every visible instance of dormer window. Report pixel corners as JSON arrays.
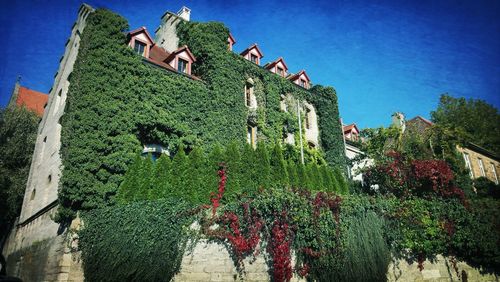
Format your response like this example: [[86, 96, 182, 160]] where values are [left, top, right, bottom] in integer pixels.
[[178, 58, 188, 73], [265, 57, 288, 77], [241, 44, 264, 65], [163, 45, 196, 76], [277, 67, 285, 77], [127, 27, 154, 58], [251, 54, 258, 64], [288, 70, 311, 89], [134, 41, 146, 56]]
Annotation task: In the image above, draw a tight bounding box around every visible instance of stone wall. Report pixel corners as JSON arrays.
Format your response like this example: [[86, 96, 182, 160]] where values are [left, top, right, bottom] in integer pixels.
[[458, 145, 500, 184], [388, 255, 499, 282], [3, 215, 83, 282], [173, 239, 305, 282]]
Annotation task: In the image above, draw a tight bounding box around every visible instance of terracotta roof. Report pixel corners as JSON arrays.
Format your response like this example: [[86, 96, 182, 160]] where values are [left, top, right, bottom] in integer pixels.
[[139, 38, 200, 80], [287, 70, 310, 82], [408, 116, 433, 126], [343, 123, 359, 134], [240, 43, 264, 58], [16, 86, 48, 116], [264, 57, 288, 71]]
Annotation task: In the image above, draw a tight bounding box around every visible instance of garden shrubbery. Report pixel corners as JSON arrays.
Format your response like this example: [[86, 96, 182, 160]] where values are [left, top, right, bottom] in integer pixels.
[[116, 142, 348, 205]]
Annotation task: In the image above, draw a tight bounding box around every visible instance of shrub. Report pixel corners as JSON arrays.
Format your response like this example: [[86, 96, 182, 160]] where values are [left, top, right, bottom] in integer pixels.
[[78, 199, 196, 282]]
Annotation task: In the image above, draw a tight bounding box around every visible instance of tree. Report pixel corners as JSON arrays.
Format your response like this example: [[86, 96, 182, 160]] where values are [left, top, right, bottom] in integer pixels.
[[431, 94, 500, 155], [151, 154, 172, 199], [255, 142, 271, 190], [224, 141, 242, 200], [187, 147, 208, 203], [171, 146, 190, 200], [116, 155, 143, 203], [269, 143, 288, 188], [0, 106, 39, 246]]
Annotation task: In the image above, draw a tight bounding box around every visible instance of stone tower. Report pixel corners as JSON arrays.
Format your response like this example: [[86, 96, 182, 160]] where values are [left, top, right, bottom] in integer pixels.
[[2, 4, 94, 281], [154, 6, 191, 52]]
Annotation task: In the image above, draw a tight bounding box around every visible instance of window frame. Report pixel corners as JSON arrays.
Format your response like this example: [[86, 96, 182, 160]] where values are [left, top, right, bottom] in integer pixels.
[[177, 58, 188, 74], [478, 158, 485, 177], [491, 162, 499, 184], [250, 53, 258, 64], [277, 66, 284, 77], [133, 40, 146, 56], [463, 152, 474, 178]]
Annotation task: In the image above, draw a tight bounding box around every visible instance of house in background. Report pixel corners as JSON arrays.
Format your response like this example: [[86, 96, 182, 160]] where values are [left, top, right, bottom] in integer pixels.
[[405, 115, 500, 185], [8, 81, 49, 117], [342, 122, 372, 181]]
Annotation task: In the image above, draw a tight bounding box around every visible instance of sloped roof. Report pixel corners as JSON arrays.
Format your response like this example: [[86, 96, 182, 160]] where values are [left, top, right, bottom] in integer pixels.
[[127, 26, 154, 44], [16, 86, 48, 116], [164, 45, 196, 63], [240, 43, 264, 58], [264, 57, 288, 71], [343, 123, 359, 134], [287, 70, 310, 82], [408, 115, 433, 126]]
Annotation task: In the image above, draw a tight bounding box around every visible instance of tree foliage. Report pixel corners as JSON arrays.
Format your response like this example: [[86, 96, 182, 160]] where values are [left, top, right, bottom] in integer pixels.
[[431, 94, 500, 155], [116, 142, 348, 205], [0, 106, 39, 242]]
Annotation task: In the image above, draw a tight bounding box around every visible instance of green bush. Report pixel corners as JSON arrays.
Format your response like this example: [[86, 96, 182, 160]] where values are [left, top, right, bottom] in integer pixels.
[[78, 199, 196, 282], [116, 142, 348, 205]]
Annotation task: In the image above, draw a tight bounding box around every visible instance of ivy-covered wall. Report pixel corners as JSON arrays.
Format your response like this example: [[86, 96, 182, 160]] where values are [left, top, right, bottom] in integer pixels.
[[57, 9, 345, 220]]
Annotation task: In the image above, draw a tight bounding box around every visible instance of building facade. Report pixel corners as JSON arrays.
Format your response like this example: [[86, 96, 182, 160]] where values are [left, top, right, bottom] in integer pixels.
[[2, 4, 332, 281]]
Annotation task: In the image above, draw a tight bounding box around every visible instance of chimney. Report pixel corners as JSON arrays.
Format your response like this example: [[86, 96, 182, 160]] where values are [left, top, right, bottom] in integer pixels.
[[177, 6, 191, 21], [391, 112, 406, 132]]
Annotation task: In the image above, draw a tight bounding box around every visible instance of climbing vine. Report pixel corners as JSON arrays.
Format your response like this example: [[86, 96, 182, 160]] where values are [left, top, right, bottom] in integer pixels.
[[56, 8, 346, 221]]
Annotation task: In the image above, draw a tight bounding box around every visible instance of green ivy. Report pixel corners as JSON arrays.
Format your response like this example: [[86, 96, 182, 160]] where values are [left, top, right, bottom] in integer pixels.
[[56, 9, 346, 221], [78, 199, 196, 282]]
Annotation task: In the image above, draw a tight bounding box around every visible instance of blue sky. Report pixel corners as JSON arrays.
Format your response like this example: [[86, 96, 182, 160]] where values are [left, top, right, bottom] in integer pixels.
[[1, 0, 498, 128]]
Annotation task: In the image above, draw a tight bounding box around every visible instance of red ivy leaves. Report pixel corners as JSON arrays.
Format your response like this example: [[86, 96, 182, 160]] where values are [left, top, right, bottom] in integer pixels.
[[210, 163, 226, 216], [268, 212, 293, 282]]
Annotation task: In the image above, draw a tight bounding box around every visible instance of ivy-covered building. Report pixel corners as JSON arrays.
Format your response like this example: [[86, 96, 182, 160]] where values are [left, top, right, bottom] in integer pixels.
[[2, 4, 346, 280]]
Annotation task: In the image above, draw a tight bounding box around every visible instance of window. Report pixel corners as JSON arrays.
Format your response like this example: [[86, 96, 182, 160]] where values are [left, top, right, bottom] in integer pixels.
[[30, 189, 36, 200], [133, 41, 146, 56], [142, 144, 169, 161], [308, 141, 316, 149], [491, 163, 499, 184], [300, 79, 306, 87], [48, 174, 52, 183], [462, 153, 473, 178], [478, 159, 485, 177], [277, 67, 284, 77], [305, 108, 311, 129], [245, 86, 251, 107], [177, 58, 188, 73], [247, 125, 256, 148], [250, 54, 258, 64]]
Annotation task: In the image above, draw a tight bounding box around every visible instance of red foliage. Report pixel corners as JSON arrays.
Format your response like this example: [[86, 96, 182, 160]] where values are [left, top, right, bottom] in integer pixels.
[[268, 212, 293, 282], [219, 209, 263, 259], [411, 159, 467, 204], [210, 163, 226, 216]]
